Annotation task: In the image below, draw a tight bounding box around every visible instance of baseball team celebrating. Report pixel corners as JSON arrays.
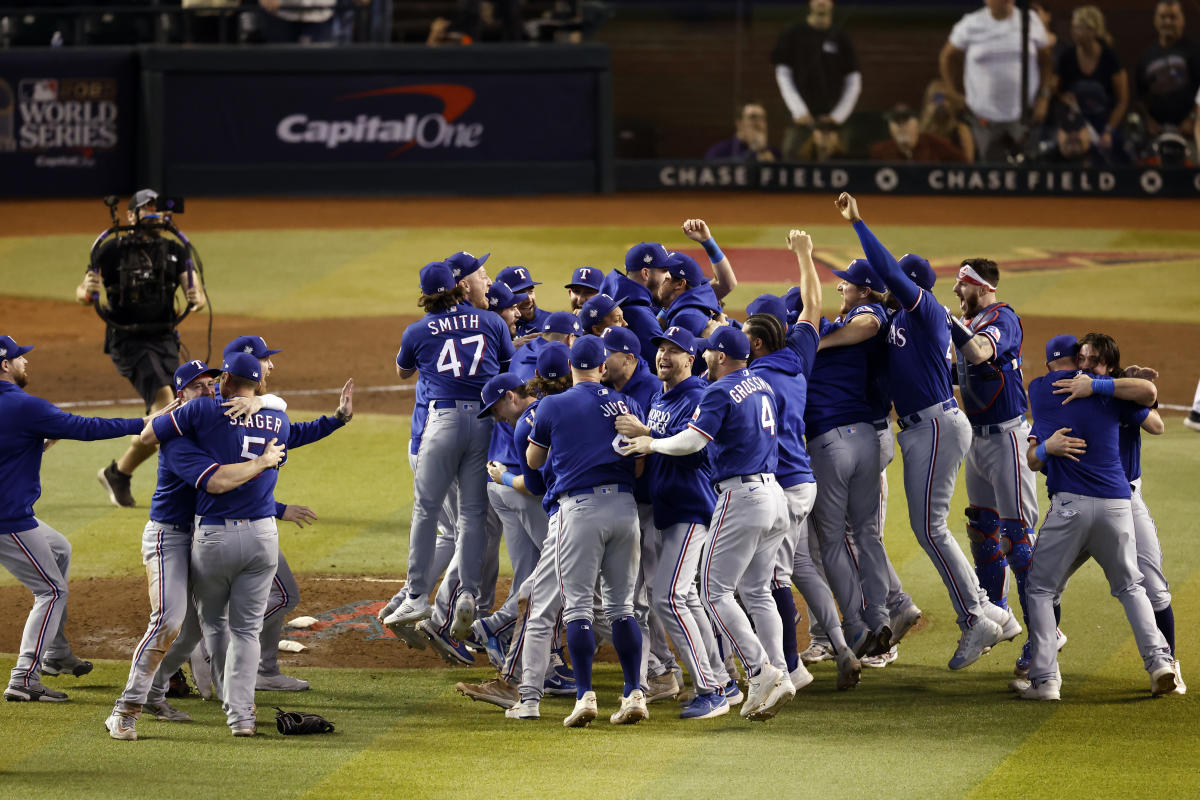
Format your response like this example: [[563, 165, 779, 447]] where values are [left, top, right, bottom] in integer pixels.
[[0, 192, 1184, 737]]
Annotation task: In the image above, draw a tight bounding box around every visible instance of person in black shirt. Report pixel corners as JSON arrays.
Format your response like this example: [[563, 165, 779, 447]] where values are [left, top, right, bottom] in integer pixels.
[[771, 0, 861, 160], [1135, 0, 1200, 140], [1049, 6, 1128, 157], [75, 190, 207, 508]]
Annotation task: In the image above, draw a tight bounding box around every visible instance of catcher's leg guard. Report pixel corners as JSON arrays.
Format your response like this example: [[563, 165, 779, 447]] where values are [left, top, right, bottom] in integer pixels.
[[966, 506, 1007, 608], [1001, 523, 1035, 623]]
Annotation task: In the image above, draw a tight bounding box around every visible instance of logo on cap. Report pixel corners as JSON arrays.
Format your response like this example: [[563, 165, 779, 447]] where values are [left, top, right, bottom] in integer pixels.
[[243, 346, 253, 354], [643, 254, 652, 264], [0, 347, 6, 357]]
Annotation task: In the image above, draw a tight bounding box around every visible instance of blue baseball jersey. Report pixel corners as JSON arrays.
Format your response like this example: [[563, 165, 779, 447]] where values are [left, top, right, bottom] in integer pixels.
[[513, 399, 549, 498], [515, 307, 552, 339], [528, 381, 643, 495], [0, 382, 144, 533], [1119, 404, 1150, 483], [148, 436, 226, 529], [866, 310, 894, 420], [397, 305, 515, 400], [510, 337, 546, 382], [1028, 370, 1134, 500], [751, 321, 818, 487], [619, 359, 660, 412], [409, 376, 429, 456], [662, 283, 721, 338], [645, 376, 716, 529], [605, 271, 663, 366], [488, 420, 521, 471], [688, 368, 779, 483], [806, 303, 887, 437], [955, 303, 1028, 425]]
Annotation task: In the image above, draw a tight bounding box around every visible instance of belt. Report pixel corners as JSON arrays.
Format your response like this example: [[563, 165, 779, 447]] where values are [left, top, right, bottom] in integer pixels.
[[971, 416, 1026, 437], [896, 399, 957, 431], [431, 399, 480, 409], [713, 473, 775, 493], [559, 484, 632, 502], [873, 420, 890, 432], [198, 515, 268, 527]]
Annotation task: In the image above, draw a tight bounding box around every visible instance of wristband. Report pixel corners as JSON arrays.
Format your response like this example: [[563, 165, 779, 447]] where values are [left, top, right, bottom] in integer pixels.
[[501, 471, 516, 488], [1091, 376, 1115, 396], [1035, 442, 1048, 462], [949, 315, 975, 349], [701, 238, 725, 265]]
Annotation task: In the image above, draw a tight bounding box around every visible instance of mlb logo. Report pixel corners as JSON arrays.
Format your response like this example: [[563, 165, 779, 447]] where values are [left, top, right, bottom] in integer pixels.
[[20, 79, 58, 103]]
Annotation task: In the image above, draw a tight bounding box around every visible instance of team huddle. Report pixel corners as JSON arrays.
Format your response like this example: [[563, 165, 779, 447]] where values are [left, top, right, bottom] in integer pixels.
[[0, 191, 1183, 736]]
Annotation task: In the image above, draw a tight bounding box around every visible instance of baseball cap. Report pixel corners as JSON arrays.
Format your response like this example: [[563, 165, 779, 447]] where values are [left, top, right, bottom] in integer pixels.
[[700, 326, 751, 361], [173, 359, 221, 392], [129, 188, 158, 211], [651, 325, 697, 356], [445, 251, 490, 281], [570, 335, 608, 370], [418, 261, 456, 296], [600, 325, 640, 356], [831, 258, 881, 289], [782, 287, 804, 324], [580, 294, 623, 328], [221, 352, 263, 382], [886, 103, 916, 124], [625, 242, 670, 272], [565, 266, 605, 291], [746, 294, 789, 328], [486, 282, 527, 312], [536, 341, 571, 379], [223, 335, 282, 359], [495, 265, 540, 293], [662, 252, 706, 286], [1045, 334, 1079, 362], [477, 373, 527, 419], [898, 253, 936, 291], [542, 311, 582, 336], [0, 335, 34, 361]]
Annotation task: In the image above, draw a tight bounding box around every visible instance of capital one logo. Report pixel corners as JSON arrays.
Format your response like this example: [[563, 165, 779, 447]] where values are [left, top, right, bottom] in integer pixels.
[[276, 84, 483, 156]]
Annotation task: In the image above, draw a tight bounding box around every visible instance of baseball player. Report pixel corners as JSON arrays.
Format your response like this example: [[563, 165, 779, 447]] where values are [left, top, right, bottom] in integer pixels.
[[106, 360, 287, 738], [615, 326, 730, 718], [565, 266, 604, 311], [600, 245, 668, 366], [495, 266, 550, 339], [385, 258, 514, 644], [1, 335, 154, 702], [836, 192, 1016, 669], [486, 282, 529, 337], [1017, 335, 1178, 699], [580, 294, 627, 337], [509, 311, 581, 382], [647, 252, 723, 340], [527, 335, 648, 727], [622, 325, 796, 721], [948, 258, 1039, 642]]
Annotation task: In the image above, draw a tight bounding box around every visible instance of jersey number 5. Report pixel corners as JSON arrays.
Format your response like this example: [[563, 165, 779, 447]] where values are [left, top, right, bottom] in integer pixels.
[[437, 335, 486, 377], [760, 397, 776, 437]]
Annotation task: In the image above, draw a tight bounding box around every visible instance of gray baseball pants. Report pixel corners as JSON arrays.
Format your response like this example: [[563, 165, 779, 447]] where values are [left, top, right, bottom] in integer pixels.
[[782, 484, 852, 655], [509, 511, 564, 701], [481, 482, 548, 635], [259, 551, 298, 676], [556, 488, 640, 625], [430, 502, 501, 633], [1, 519, 75, 689], [636, 503, 677, 684], [655, 522, 722, 694]]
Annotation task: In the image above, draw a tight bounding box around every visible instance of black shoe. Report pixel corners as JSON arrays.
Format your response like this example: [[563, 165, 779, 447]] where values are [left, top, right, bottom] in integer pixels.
[[98, 461, 136, 507], [4, 682, 69, 702], [1185, 411, 1200, 432], [165, 667, 193, 698], [41, 655, 93, 677]]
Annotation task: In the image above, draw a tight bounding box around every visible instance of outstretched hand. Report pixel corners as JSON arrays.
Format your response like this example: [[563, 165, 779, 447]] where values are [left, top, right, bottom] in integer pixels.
[[337, 378, 354, 421], [681, 219, 712, 243], [835, 192, 861, 223]]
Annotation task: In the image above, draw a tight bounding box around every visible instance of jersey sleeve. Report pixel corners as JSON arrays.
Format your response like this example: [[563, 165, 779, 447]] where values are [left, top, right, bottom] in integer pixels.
[[514, 412, 548, 496], [287, 415, 343, 449], [1118, 400, 1151, 428], [1030, 9, 1050, 48], [851, 220, 920, 309], [528, 396, 555, 449], [24, 396, 143, 442], [153, 398, 210, 445], [980, 308, 1021, 360], [161, 437, 222, 491], [688, 387, 729, 441], [786, 320, 820, 377], [1026, 378, 1050, 442], [396, 324, 419, 371]]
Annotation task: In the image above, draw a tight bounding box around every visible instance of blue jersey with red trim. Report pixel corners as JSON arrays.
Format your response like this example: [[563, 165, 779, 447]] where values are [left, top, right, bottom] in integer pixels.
[[528, 381, 643, 495], [397, 305, 515, 401], [689, 368, 778, 482], [806, 304, 887, 436], [750, 321, 818, 487], [149, 436, 228, 528], [884, 290, 955, 417], [1119, 404, 1150, 482], [954, 302, 1028, 425], [515, 307, 552, 338], [645, 376, 716, 528], [513, 399, 549, 498]]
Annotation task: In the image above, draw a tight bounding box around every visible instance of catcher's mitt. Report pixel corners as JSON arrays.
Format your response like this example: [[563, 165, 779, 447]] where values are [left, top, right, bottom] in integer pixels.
[[274, 707, 336, 735]]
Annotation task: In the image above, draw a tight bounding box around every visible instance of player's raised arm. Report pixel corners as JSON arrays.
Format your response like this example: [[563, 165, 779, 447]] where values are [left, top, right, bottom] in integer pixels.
[[786, 229, 821, 329], [835, 193, 920, 309], [683, 219, 738, 300]]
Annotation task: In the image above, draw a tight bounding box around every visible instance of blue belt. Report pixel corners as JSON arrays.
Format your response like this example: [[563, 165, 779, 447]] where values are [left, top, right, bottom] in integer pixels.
[[198, 515, 268, 527], [432, 399, 479, 409], [564, 485, 632, 498], [897, 399, 957, 431]]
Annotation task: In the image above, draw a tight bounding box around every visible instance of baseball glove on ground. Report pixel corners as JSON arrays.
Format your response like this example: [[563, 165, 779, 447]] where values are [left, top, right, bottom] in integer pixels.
[[274, 707, 336, 735]]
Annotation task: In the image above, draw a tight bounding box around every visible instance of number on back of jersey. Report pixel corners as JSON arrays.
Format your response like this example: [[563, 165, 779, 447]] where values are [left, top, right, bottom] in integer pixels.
[[436, 335, 486, 377], [760, 396, 776, 436]]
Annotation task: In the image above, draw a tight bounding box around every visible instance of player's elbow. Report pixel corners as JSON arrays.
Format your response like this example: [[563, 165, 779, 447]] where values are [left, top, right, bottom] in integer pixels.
[[1143, 416, 1165, 436]]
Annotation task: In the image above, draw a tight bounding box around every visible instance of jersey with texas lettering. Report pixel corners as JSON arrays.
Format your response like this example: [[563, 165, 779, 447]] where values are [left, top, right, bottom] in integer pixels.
[[646, 376, 716, 529], [688, 368, 779, 483], [885, 289, 955, 417], [397, 304, 515, 400], [954, 302, 1027, 425], [806, 303, 887, 437]]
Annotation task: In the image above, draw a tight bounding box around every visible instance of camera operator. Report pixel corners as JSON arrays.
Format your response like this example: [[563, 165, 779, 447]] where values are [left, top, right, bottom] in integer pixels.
[[75, 189, 207, 508]]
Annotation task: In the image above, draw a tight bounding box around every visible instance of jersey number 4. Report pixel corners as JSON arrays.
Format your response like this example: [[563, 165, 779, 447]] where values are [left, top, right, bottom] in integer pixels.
[[760, 396, 776, 437], [437, 335, 486, 377]]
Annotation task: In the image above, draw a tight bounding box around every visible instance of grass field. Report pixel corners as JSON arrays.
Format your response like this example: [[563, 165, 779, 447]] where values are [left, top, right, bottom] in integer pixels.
[[2, 201, 1198, 798]]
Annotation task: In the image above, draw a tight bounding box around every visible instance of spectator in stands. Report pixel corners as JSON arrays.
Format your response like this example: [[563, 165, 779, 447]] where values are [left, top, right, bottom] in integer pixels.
[[796, 119, 847, 162], [871, 102, 965, 162], [456, 0, 526, 43], [1135, 0, 1200, 141], [1043, 6, 1128, 154], [705, 103, 780, 162], [427, 17, 473, 45], [1035, 107, 1106, 166], [940, 0, 1053, 162], [1138, 129, 1195, 167], [1032, 2, 1071, 65], [919, 78, 976, 161], [771, 0, 862, 161], [257, 0, 336, 43]]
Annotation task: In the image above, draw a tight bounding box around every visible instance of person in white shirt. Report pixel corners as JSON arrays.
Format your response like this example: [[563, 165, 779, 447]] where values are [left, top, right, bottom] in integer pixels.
[[939, 0, 1053, 162]]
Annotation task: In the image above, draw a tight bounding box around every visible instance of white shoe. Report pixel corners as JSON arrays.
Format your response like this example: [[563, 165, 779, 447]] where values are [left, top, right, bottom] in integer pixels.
[[1151, 665, 1180, 696], [800, 641, 835, 665], [862, 645, 898, 669], [609, 689, 649, 725], [189, 643, 214, 700], [450, 592, 477, 643], [505, 699, 540, 720], [889, 604, 922, 645], [383, 595, 432, 627], [949, 618, 1003, 670], [644, 671, 680, 703], [255, 673, 310, 692], [563, 691, 598, 728], [1017, 677, 1061, 701], [789, 662, 814, 691], [742, 663, 787, 719], [1184, 412, 1200, 432], [1172, 660, 1186, 696], [984, 604, 1022, 643], [105, 711, 137, 741], [746, 665, 796, 721]]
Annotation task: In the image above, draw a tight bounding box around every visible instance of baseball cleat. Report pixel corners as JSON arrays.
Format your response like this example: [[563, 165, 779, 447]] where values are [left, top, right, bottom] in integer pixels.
[[543, 670, 577, 697], [105, 711, 137, 740], [645, 671, 680, 703], [742, 663, 787, 719], [98, 461, 136, 508], [867, 625, 894, 657], [610, 689, 649, 725], [835, 649, 862, 690], [1184, 411, 1200, 432], [416, 620, 474, 666], [450, 592, 477, 643], [377, 591, 406, 624], [1014, 629, 1066, 678], [505, 699, 541, 720], [800, 641, 835, 665], [456, 677, 519, 709], [789, 662, 815, 691], [144, 700, 192, 722], [189, 647, 215, 699], [383, 594, 432, 628], [848, 627, 877, 659], [548, 648, 575, 681], [1172, 660, 1186, 696], [232, 724, 257, 737], [948, 617, 1003, 670], [4, 681, 68, 702], [563, 691, 598, 728], [747, 665, 796, 721], [1151, 665, 1180, 696], [1015, 677, 1061, 701], [722, 679, 744, 706], [889, 604, 922, 645], [255, 672, 309, 692], [41, 654, 94, 678], [470, 619, 507, 671], [387, 621, 429, 652], [679, 691, 729, 720], [985, 605, 1022, 643], [862, 645, 898, 669]]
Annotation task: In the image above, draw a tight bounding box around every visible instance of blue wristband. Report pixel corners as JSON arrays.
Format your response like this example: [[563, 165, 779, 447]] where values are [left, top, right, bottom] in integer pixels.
[[501, 471, 516, 488], [701, 238, 725, 264], [1035, 442, 1048, 462], [1092, 376, 1115, 396]]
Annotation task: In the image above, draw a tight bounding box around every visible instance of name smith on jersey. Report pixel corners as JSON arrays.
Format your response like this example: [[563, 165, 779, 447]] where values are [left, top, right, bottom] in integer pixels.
[[426, 313, 482, 335]]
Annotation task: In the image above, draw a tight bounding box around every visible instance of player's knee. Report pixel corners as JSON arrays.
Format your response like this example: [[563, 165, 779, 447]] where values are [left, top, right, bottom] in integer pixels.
[[1149, 589, 1173, 612], [965, 506, 999, 539], [1001, 524, 1034, 572]]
